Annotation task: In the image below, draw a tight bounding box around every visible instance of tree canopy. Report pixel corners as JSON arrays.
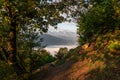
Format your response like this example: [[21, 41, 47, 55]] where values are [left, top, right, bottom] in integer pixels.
[[77, 0, 120, 45], [0, 0, 66, 76]]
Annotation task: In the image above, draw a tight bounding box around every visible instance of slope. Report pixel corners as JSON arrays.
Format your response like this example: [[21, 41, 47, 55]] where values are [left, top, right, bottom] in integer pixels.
[[33, 30, 120, 80]]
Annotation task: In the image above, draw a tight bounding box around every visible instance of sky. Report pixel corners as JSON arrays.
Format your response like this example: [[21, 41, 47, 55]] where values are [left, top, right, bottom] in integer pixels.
[[46, 22, 78, 55], [57, 22, 77, 32], [49, 22, 77, 32]]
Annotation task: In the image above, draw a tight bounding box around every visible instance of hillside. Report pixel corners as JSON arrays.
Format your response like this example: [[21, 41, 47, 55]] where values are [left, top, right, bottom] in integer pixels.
[[33, 30, 120, 80]]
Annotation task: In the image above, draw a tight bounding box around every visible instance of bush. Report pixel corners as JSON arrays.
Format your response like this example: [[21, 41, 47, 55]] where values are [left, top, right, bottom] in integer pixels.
[[108, 41, 120, 51], [55, 47, 68, 60], [0, 61, 19, 80], [107, 41, 120, 55], [17, 49, 56, 72], [0, 49, 56, 79]]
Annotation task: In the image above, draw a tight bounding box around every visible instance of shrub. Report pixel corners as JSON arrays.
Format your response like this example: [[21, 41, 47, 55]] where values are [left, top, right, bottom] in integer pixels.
[[55, 47, 68, 60], [0, 61, 19, 80]]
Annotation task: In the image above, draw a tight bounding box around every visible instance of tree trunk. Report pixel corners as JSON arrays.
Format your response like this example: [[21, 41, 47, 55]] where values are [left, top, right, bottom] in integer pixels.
[[8, 24, 17, 64], [6, 1, 24, 75]]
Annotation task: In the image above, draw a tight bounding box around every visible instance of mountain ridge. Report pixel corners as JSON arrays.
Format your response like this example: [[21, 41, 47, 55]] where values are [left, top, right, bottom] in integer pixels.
[[41, 30, 78, 46]]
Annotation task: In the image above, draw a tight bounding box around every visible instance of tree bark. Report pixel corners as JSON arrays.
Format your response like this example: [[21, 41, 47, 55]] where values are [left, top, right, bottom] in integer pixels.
[[6, 1, 24, 75], [8, 24, 17, 64]]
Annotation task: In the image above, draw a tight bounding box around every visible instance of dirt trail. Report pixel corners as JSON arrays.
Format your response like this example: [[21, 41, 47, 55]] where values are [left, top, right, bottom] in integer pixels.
[[33, 59, 90, 80], [33, 46, 89, 80]]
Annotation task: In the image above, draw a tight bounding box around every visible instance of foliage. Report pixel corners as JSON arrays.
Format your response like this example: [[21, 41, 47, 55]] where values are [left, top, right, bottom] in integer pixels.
[[30, 49, 56, 70], [108, 41, 120, 51], [0, 0, 65, 60], [77, 0, 120, 45], [64, 48, 75, 59], [18, 49, 55, 71], [0, 61, 20, 80], [0, 49, 55, 80], [0, 0, 67, 77], [55, 47, 68, 60], [79, 29, 120, 80]]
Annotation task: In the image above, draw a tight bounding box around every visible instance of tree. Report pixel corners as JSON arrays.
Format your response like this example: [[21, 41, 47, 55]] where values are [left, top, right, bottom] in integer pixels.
[[77, 0, 120, 45], [0, 0, 65, 75], [55, 47, 68, 60]]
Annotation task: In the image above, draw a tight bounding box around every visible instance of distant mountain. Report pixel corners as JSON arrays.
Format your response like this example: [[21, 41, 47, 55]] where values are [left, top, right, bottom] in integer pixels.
[[41, 30, 78, 46]]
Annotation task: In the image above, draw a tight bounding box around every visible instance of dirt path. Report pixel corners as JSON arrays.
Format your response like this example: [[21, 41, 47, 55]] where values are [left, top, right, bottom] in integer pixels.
[[33, 59, 90, 80]]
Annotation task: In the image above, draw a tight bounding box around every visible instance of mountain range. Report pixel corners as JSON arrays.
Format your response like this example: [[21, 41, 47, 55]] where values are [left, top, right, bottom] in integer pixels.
[[41, 30, 78, 46]]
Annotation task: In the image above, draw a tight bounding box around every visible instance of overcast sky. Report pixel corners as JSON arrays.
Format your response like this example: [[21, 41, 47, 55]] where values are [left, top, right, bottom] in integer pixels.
[[45, 22, 78, 55], [58, 22, 77, 32], [49, 22, 77, 32]]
